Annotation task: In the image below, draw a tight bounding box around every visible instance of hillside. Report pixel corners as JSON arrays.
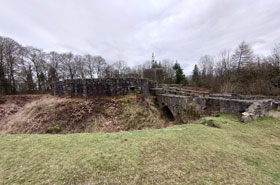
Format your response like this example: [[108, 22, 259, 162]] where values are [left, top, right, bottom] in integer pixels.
[[0, 115, 280, 184], [0, 94, 172, 134]]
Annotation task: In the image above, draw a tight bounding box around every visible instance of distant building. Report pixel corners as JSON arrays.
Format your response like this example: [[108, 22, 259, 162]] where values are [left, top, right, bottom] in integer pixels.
[[143, 68, 164, 83], [143, 53, 164, 83]]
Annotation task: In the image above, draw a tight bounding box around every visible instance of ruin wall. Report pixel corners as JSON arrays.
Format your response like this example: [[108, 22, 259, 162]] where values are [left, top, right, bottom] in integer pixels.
[[51, 78, 157, 97]]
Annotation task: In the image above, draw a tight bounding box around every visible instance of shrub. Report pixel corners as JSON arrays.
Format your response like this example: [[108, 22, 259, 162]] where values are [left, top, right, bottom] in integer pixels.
[[46, 125, 61, 134], [95, 108, 101, 113]]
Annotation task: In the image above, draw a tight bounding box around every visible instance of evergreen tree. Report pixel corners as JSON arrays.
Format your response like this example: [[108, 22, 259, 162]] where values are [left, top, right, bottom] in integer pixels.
[[47, 66, 58, 90], [173, 62, 185, 84], [192, 64, 200, 86]]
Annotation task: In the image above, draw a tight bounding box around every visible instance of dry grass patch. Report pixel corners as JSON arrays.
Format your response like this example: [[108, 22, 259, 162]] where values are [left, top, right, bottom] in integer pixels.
[[0, 94, 172, 134]]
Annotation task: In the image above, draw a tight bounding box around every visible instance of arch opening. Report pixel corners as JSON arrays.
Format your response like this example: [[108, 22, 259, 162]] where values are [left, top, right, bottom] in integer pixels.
[[162, 106, 175, 121], [129, 86, 135, 91]]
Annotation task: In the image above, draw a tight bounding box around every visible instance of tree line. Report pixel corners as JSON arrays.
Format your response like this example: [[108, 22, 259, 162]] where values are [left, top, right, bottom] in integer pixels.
[[0, 35, 185, 94], [1, 35, 278, 96], [191, 41, 280, 95]]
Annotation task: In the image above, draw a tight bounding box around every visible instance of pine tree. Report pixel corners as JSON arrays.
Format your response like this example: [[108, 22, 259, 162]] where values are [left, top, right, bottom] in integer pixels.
[[173, 62, 185, 84], [192, 64, 200, 86], [47, 66, 58, 90]]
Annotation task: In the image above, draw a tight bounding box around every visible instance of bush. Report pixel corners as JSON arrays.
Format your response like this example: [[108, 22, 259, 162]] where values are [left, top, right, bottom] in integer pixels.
[[46, 125, 61, 134], [95, 108, 101, 113]]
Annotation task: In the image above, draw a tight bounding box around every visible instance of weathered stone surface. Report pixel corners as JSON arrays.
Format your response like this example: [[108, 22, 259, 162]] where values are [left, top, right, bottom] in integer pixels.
[[194, 97, 253, 115], [150, 88, 165, 96], [51, 78, 157, 97], [157, 94, 195, 121], [271, 101, 280, 111], [169, 84, 183, 88], [241, 100, 273, 122], [210, 93, 280, 101]]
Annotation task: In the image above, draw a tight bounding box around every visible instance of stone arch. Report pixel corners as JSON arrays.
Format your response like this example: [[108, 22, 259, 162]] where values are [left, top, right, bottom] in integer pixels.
[[162, 106, 175, 121], [129, 86, 135, 91]]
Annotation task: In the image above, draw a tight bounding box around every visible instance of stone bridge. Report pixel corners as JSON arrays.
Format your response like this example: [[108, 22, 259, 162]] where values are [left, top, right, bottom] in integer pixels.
[[153, 86, 279, 122], [156, 94, 193, 120]]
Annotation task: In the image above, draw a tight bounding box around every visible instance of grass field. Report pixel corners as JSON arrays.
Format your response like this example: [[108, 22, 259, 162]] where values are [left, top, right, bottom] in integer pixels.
[[0, 115, 280, 184]]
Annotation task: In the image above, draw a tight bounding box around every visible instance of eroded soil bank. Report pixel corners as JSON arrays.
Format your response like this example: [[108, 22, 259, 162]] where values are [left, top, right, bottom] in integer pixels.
[[0, 94, 175, 134]]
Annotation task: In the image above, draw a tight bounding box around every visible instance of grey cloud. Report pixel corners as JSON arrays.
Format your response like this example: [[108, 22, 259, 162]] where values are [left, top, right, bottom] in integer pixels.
[[0, 0, 280, 74]]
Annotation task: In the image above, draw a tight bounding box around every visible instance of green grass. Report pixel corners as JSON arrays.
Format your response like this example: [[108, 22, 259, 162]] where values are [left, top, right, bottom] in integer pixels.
[[0, 115, 280, 184]]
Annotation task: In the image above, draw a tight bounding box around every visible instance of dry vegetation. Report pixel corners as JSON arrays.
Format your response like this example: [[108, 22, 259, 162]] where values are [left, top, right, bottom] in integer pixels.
[[0, 94, 171, 134], [0, 95, 41, 122]]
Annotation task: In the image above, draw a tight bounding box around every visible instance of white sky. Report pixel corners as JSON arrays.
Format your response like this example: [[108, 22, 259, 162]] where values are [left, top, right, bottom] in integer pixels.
[[1, 0, 280, 74]]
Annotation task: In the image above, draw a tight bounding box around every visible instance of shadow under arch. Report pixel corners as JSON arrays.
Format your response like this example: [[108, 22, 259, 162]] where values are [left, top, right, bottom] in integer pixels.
[[162, 106, 175, 121]]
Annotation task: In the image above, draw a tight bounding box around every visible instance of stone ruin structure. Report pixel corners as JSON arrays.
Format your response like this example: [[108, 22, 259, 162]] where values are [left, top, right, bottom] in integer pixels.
[[51, 78, 280, 122], [153, 86, 280, 122], [51, 78, 157, 97]]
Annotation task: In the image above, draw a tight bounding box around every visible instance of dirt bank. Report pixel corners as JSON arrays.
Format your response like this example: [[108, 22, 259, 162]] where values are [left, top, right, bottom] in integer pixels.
[[0, 94, 170, 134]]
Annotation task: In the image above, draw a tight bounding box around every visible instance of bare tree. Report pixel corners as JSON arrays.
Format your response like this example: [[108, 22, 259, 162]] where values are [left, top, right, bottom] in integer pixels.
[[84, 54, 96, 79], [214, 50, 235, 92], [161, 59, 175, 84], [142, 60, 152, 70], [270, 43, 280, 70], [94, 56, 106, 78], [60, 52, 78, 80], [103, 64, 114, 78], [0, 37, 8, 94], [199, 55, 214, 76], [26, 47, 47, 91], [4, 37, 22, 93], [232, 41, 254, 71], [113, 60, 128, 78], [16, 46, 35, 92], [134, 64, 143, 78], [74, 55, 85, 79], [44, 51, 61, 90], [198, 55, 215, 88]]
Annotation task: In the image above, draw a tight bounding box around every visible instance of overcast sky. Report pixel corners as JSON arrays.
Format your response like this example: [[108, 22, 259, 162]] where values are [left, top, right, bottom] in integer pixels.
[[1, 0, 280, 73]]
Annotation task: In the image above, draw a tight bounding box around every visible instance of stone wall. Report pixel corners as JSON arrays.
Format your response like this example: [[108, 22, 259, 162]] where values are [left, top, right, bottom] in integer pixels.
[[195, 97, 253, 115], [156, 94, 197, 122], [51, 78, 157, 97], [157, 94, 192, 117], [210, 93, 280, 101]]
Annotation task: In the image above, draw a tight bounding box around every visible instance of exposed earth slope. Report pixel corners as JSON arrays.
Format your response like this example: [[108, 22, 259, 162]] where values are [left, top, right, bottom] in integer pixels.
[[0, 94, 170, 134]]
